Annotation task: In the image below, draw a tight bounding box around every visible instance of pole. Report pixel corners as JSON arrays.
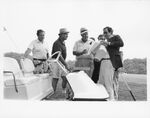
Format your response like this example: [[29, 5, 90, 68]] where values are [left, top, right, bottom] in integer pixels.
[[121, 73, 136, 101], [3, 27, 18, 51]]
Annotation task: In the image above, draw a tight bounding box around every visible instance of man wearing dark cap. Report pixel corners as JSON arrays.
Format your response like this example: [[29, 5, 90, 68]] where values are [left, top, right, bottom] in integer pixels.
[[51, 28, 69, 94]]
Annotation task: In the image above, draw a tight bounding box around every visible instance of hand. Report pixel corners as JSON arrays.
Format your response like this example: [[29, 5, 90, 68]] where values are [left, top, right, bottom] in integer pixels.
[[94, 58, 100, 62], [65, 65, 70, 72], [82, 49, 88, 54], [101, 40, 109, 47]]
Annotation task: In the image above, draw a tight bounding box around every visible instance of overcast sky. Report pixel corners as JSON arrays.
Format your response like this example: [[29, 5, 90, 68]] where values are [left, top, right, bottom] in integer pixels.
[[1, 0, 150, 61]]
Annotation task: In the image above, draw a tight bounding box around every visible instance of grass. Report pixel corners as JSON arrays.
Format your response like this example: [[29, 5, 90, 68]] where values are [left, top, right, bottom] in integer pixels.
[[46, 73, 147, 101], [118, 73, 147, 101]]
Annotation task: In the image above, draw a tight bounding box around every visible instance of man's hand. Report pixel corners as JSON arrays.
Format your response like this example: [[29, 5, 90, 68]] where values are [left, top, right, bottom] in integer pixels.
[[101, 40, 110, 47], [82, 49, 88, 55]]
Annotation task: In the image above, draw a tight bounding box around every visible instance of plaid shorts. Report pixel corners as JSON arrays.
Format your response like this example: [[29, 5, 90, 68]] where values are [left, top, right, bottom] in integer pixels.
[[51, 62, 67, 79], [33, 58, 52, 74]]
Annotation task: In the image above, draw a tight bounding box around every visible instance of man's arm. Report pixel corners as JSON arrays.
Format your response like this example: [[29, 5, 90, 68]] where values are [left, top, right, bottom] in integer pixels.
[[73, 41, 88, 56], [59, 54, 69, 70], [101, 35, 124, 48], [24, 48, 32, 58], [24, 40, 34, 58], [109, 35, 124, 47], [73, 50, 87, 56]]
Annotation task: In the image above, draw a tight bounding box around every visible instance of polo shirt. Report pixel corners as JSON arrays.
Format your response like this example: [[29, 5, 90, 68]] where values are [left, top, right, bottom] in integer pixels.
[[51, 39, 66, 60], [73, 39, 93, 54], [28, 39, 49, 59]]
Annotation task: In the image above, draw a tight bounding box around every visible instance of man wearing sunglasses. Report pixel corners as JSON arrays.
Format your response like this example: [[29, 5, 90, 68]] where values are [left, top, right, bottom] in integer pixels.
[[101, 26, 124, 100]]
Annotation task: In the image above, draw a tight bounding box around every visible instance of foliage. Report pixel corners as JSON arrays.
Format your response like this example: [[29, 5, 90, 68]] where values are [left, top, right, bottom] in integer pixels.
[[4, 52, 32, 69], [123, 58, 147, 74], [4, 52, 147, 74], [66, 58, 147, 74]]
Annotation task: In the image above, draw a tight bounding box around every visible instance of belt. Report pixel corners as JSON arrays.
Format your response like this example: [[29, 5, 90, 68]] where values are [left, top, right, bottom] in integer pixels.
[[94, 58, 110, 63], [100, 58, 110, 62], [94, 58, 110, 68], [33, 58, 47, 67], [33, 58, 47, 61], [99, 58, 110, 65]]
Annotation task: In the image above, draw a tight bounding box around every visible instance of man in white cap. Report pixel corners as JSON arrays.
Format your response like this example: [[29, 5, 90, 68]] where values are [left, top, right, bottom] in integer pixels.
[[73, 28, 94, 77], [73, 28, 93, 57], [51, 28, 69, 94]]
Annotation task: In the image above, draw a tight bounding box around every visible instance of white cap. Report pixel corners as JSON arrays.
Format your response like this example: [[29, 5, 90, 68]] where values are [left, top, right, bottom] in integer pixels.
[[80, 27, 88, 34]]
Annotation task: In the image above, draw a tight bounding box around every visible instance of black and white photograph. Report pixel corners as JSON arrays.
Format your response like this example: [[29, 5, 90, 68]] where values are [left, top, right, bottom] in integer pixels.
[[0, 0, 150, 118]]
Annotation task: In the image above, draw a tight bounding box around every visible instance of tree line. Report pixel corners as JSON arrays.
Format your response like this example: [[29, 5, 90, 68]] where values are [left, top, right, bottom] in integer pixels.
[[4, 52, 147, 74], [123, 58, 147, 74]]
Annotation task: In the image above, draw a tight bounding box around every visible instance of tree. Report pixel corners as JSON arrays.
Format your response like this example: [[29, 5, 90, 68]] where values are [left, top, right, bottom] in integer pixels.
[[123, 58, 147, 74]]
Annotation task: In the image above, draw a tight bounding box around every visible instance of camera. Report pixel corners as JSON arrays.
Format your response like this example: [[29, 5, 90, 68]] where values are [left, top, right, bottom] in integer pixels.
[[98, 34, 105, 41]]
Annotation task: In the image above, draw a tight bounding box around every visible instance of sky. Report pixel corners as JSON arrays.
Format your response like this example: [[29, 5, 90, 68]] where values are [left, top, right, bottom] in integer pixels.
[[1, 0, 150, 61]]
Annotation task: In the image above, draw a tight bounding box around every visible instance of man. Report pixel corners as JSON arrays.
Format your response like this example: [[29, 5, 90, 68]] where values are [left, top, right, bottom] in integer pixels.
[[101, 26, 124, 100], [73, 28, 94, 77], [73, 28, 93, 57], [90, 36, 115, 100], [91, 35, 105, 83], [24, 29, 50, 74], [51, 28, 69, 94]]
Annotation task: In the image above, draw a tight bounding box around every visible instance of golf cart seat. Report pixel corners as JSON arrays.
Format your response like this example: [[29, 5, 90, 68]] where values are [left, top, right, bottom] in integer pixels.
[[3, 57, 53, 100]]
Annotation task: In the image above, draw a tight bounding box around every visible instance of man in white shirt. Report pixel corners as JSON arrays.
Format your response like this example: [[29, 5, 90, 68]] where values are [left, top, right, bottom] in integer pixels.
[[73, 28, 93, 58], [73, 28, 94, 77], [91, 35, 105, 83], [24, 29, 50, 73], [90, 38, 115, 100]]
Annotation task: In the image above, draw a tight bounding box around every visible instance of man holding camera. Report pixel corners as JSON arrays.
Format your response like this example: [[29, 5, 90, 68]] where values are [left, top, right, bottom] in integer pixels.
[[100, 26, 124, 100]]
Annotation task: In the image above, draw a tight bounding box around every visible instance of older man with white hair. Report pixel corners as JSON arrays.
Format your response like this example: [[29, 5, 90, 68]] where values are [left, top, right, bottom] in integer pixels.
[[73, 28, 94, 57], [73, 28, 94, 77]]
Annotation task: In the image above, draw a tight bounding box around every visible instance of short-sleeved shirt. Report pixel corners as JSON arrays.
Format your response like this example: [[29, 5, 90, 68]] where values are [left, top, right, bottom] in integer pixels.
[[94, 45, 110, 61], [73, 39, 93, 54], [51, 39, 66, 60], [90, 41, 109, 61], [28, 39, 49, 59]]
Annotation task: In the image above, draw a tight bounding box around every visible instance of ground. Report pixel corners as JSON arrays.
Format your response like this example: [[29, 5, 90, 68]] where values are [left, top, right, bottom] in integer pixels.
[[45, 73, 147, 101]]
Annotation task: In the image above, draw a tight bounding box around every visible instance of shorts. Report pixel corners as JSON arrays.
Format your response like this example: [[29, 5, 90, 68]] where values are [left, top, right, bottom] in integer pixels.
[[33, 59, 52, 74], [51, 62, 67, 79]]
